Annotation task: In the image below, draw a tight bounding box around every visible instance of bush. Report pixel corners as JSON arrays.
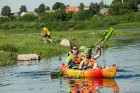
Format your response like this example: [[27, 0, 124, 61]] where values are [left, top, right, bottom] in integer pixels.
[[102, 16, 119, 26], [0, 23, 10, 30], [0, 51, 17, 66], [124, 12, 135, 22], [19, 14, 37, 21], [0, 17, 10, 23], [0, 44, 18, 52], [135, 12, 140, 22], [9, 24, 17, 29]]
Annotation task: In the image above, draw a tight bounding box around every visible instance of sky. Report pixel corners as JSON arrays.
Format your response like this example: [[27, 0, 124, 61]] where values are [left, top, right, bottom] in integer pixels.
[[0, 0, 113, 13]]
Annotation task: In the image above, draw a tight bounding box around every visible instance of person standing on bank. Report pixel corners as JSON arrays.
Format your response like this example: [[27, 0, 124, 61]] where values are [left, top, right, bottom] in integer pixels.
[[41, 25, 53, 43]]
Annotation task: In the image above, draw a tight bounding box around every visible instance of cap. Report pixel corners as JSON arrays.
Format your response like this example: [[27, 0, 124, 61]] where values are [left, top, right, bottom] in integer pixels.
[[84, 48, 90, 53]]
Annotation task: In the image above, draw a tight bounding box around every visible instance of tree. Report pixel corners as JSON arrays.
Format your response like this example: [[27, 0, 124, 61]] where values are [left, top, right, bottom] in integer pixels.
[[38, 3, 46, 14], [19, 5, 27, 12], [89, 2, 96, 16], [52, 2, 66, 10], [72, 10, 90, 21], [34, 8, 38, 13], [79, 3, 85, 10], [110, 0, 138, 15], [1, 6, 11, 17], [99, 0, 104, 8], [40, 10, 67, 22], [46, 6, 50, 11]]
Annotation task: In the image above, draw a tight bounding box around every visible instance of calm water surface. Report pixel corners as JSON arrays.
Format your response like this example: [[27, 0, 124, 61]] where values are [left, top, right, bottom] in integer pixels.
[[0, 37, 140, 93]]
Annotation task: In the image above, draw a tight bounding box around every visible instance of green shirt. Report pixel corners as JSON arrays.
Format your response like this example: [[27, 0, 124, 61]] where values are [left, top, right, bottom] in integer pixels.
[[66, 56, 71, 63]]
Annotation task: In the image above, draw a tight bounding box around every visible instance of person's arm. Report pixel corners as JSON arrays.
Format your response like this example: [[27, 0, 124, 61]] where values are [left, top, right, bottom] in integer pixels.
[[94, 46, 101, 60], [78, 60, 84, 70], [41, 28, 44, 35]]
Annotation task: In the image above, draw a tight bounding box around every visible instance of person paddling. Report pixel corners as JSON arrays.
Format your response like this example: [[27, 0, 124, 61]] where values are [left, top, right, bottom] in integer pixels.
[[41, 25, 53, 43], [65, 45, 82, 69], [78, 46, 101, 70]]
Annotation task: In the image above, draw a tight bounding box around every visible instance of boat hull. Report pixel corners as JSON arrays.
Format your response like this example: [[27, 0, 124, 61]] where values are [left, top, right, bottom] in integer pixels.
[[60, 64, 118, 78]]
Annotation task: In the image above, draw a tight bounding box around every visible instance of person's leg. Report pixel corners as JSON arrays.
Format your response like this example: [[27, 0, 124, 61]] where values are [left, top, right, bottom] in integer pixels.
[[49, 39, 53, 43], [48, 35, 53, 43], [93, 63, 98, 69], [44, 37, 47, 43]]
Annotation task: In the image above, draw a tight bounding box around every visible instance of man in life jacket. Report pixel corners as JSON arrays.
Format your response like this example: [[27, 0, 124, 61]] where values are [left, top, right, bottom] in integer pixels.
[[65, 45, 82, 69], [78, 46, 101, 70], [41, 25, 53, 43]]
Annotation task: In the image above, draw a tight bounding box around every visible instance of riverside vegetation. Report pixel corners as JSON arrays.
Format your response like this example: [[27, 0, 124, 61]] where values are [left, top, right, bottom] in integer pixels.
[[0, 22, 140, 66]]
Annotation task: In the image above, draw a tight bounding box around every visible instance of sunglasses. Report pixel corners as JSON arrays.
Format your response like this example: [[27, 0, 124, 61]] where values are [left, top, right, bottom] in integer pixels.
[[73, 48, 78, 50]]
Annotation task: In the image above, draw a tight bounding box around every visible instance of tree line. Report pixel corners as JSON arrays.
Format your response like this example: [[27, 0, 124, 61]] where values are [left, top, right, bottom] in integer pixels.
[[0, 0, 140, 31]]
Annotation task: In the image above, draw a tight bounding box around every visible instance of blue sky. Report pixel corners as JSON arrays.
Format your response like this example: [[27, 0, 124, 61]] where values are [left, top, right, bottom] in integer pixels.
[[0, 0, 113, 13]]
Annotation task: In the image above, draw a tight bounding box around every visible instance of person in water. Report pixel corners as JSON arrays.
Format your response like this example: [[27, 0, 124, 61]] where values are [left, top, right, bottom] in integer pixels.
[[78, 46, 101, 70], [41, 25, 53, 43], [65, 45, 82, 69]]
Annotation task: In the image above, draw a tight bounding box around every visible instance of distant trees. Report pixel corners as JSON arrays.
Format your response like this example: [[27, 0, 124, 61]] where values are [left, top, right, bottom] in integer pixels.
[[46, 6, 50, 11], [1, 6, 11, 17], [19, 5, 27, 12], [110, 0, 139, 15], [52, 2, 66, 10], [19, 14, 37, 21], [34, 3, 46, 14], [79, 3, 85, 10], [1, 0, 140, 23]]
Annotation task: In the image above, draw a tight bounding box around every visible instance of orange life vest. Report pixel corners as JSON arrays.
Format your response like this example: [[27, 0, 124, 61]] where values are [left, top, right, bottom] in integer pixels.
[[68, 51, 81, 65], [81, 57, 95, 67]]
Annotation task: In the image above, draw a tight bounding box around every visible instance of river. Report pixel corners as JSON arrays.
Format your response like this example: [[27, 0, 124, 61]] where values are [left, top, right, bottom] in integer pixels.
[[0, 36, 140, 93]]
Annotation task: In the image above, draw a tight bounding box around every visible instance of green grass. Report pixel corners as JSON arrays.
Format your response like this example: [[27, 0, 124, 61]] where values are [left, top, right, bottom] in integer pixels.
[[0, 25, 140, 66]]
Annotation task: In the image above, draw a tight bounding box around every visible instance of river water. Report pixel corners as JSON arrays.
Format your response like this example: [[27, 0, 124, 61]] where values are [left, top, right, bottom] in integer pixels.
[[0, 36, 140, 93]]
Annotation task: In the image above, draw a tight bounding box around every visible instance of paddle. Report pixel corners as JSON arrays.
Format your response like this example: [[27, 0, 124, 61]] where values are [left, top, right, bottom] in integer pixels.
[[54, 68, 66, 77], [76, 69, 84, 79], [54, 65, 70, 78], [90, 27, 113, 48], [76, 27, 114, 78], [101, 27, 113, 45]]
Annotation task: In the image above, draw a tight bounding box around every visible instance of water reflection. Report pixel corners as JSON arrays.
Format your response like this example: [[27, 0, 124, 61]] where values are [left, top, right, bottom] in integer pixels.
[[65, 78, 119, 93]]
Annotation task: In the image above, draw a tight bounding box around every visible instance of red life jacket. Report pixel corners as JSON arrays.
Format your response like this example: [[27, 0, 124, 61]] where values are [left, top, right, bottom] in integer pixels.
[[68, 51, 81, 65], [81, 57, 95, 67]]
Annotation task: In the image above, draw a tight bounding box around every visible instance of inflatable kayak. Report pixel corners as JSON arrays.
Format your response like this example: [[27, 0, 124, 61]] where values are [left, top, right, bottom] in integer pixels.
[[59, 64, 118, 78]]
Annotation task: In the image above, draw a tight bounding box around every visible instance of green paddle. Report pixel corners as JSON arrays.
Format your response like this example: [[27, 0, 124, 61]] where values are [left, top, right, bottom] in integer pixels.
[[76, 27, 114, 79], [54, 68, 66, 77], [101, 27, 113, 45], [90, 27, 113, 48], [76, 69, 84, 79], [54, 65, 70, 77]]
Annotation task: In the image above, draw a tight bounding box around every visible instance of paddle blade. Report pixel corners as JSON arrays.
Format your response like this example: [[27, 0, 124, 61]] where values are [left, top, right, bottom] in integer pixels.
[[100, 27, 113, 45], [104, 27, 113, 41], [93, 27, 113, 47], [76, 73, 81, 78], [76, 70, 84, 78], [54, 68, 66, 77]]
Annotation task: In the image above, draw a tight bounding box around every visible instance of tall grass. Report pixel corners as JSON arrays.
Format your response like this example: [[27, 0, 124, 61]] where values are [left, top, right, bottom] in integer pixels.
[[0, 28, 140, 66]]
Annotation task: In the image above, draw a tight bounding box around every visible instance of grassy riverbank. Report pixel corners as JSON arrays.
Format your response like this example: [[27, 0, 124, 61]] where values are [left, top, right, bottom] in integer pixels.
[[0, 23, 140, 66]]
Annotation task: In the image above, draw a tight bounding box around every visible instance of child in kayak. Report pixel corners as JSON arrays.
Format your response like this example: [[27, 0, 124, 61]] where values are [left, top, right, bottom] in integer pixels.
[[78, 46, 101, 70]]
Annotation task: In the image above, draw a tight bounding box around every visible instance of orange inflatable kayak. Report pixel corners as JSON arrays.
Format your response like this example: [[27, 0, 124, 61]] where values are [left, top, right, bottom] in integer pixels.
[[59, 64, 118, 78]]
